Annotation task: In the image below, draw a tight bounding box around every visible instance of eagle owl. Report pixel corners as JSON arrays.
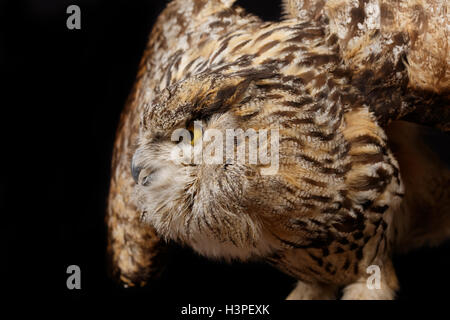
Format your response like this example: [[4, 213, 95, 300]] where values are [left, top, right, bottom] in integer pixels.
[[107, 0, 449, 299]]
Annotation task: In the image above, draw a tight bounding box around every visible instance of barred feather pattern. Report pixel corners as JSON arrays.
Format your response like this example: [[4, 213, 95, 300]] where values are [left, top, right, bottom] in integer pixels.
[[107, 0, 448, 298]]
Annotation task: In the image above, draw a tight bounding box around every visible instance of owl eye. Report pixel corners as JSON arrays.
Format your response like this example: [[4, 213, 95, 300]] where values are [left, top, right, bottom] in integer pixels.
[[187, 124, 202, 146], [141, 172, 154, 186]]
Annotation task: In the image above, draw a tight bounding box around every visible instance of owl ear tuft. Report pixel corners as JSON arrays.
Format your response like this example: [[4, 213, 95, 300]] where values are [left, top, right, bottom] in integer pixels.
[[195, 68, 278, 117], [192, 75, 253, 118]]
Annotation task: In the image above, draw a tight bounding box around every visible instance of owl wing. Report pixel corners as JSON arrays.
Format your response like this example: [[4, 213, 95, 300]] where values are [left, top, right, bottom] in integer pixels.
[[284, 0, 449, 131]]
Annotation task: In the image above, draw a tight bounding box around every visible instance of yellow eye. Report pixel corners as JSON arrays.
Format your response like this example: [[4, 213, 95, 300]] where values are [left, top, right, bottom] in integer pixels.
[[188, 124, 202, 146]]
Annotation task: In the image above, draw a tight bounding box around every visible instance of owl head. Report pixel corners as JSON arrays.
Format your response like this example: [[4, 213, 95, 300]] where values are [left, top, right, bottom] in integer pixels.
[[131, 68, 302, 260], [131, 71, 282, 258]]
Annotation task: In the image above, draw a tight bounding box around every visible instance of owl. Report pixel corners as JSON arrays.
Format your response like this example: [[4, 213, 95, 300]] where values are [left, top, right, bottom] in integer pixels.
[[107, 0, 449, 299]]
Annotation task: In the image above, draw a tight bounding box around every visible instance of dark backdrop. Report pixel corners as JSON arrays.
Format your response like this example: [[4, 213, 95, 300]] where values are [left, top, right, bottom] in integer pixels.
[[2, 0, 449, 307]]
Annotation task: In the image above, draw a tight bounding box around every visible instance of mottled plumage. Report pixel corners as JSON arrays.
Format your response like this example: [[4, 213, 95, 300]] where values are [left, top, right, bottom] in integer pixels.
[[107, 0, 449, 298]]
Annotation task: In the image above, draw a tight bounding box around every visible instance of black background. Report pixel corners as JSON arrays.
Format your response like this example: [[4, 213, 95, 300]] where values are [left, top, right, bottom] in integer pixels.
[[2, 0, 449, 309]]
